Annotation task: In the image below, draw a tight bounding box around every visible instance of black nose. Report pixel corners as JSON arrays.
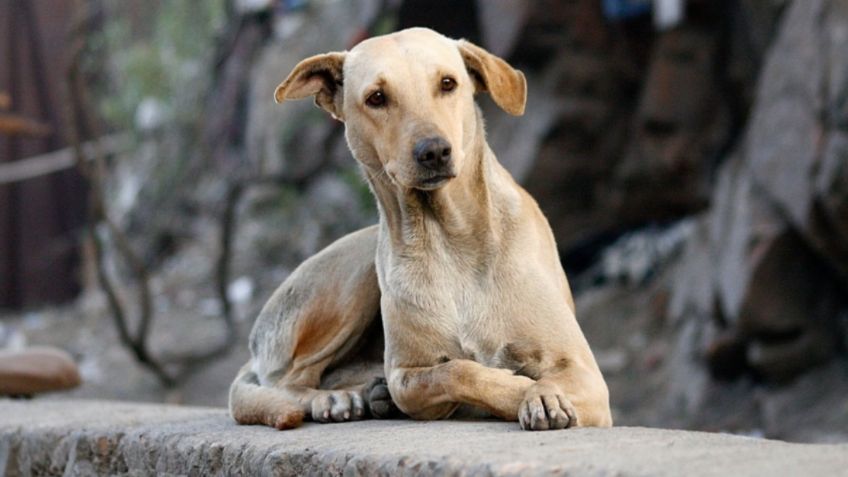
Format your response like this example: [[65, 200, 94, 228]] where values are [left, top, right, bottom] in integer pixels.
[[413, 137, 452, 170]]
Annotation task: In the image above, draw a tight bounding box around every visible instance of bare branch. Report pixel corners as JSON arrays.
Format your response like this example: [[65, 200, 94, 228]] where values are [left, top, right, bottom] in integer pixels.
[[0, 134, 129, 185], [61, 0, 242, 388]]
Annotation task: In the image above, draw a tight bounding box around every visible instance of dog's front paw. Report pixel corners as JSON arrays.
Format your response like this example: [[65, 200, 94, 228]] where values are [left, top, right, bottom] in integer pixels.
[[519, 384, 576, 431], [364, 376, 402, 419], [310, 390, 366, 423]]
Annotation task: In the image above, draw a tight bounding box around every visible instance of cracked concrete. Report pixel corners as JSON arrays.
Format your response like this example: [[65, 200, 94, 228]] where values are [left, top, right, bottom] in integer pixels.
[[1, 400, 847, 476]]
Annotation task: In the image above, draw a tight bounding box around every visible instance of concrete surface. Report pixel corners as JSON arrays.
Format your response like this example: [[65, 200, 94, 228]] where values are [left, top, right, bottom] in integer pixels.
[[1, 400, 847, 476]]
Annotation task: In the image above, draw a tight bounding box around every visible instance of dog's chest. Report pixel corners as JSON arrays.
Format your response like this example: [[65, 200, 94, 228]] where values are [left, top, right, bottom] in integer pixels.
[[383, 251, 530, 366], [378, 227, 557, 376]]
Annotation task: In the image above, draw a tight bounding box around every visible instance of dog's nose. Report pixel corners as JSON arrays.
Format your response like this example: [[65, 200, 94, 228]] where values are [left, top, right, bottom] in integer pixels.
[[413, 137, 452, 171]]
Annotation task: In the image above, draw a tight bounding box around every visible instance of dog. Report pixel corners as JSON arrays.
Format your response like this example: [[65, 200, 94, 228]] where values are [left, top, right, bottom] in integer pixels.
[[229, 27, 612, 431]]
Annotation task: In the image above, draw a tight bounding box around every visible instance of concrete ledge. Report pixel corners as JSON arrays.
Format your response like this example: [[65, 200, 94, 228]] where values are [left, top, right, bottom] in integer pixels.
[[1, 400, 846, 476]]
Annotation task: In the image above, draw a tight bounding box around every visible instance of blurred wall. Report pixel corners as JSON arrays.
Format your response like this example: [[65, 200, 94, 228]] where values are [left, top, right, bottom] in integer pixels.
[[0, 1, 87, 310]]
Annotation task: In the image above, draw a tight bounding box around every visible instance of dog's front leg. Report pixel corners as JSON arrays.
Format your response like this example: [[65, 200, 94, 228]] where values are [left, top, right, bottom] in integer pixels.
[[387, 359, 535, 421], [521, 362, 613, 430]]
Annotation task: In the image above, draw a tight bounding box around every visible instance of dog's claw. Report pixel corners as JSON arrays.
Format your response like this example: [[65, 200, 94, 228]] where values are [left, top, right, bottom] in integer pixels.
[[519, 386, 576, 431], [311, 390, 365, 423]]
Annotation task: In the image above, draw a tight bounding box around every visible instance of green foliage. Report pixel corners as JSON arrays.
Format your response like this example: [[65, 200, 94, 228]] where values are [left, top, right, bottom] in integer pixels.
[[371, 15, 398, 37], [96, 0, 228, 129]]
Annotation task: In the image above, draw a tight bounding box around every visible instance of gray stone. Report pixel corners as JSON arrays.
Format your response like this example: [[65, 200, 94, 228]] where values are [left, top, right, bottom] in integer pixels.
[[1, 400, 848, 476], [613, 24, 729, 225], [669, 0, 848, 382], [743, 0, 848, 280]]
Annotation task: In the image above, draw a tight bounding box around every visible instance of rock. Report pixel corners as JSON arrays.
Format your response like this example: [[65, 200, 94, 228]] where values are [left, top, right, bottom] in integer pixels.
[[0, 347, 81, 396], [613, 26, 729, 224], [744, 0, 824, 228], [676, 140, 842, 383], [670, 0, 848, 383], [513, 0, 786, 259], [511, 2, 751, 254], [744, 0, 848, 281], [1, 400, 847, 476], [758, 360, 848, 442], [813, 131, 848, 274], [667, 215, 715, 326], [520, 2, 648, 250]]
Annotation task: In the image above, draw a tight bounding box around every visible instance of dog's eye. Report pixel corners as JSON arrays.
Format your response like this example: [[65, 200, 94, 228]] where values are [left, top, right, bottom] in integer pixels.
[[366, 91, 386, 108], [440, 77, 457, 93]]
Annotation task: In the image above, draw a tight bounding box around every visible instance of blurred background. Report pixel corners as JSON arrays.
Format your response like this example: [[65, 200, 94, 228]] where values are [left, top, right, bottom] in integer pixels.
[[1, 0, 847, 443]]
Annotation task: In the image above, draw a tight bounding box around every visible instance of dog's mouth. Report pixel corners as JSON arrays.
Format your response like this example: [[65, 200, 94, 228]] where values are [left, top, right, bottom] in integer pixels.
[[416, 173, 457, 190]]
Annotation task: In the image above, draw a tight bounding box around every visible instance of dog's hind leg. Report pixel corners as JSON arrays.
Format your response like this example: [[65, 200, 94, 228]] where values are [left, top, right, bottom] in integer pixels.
[[229, 226, 384, 429], [229, 362, 306, 429]]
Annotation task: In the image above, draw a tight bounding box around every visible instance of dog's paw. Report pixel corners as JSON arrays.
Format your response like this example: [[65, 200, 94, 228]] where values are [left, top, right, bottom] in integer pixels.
[[518, 385, 577, 431], [270, 409, 305, 430], [364, 376, 401, 419], [310, 390, 366, 423]]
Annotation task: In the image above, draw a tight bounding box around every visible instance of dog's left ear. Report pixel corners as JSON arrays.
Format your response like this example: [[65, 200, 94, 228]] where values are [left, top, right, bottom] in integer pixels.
[[457, 40, 526, 116], [274, 52, 347, 120]]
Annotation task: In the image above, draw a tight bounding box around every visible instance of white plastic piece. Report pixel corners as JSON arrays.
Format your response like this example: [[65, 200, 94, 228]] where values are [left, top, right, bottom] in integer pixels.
[[653, 0, 685, 30]]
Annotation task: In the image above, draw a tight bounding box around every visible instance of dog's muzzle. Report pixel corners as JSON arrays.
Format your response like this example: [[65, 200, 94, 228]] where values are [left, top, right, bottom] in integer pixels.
[[413, 136, 456, 188], [414, 136, 453, 171]]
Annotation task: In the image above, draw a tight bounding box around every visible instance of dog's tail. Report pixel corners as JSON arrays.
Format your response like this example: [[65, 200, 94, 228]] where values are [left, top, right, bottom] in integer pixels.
[[229, 362, 305, 430]]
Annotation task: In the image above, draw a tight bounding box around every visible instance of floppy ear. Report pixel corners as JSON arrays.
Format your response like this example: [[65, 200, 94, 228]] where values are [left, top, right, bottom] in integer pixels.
[[274, 52, 347, 120], [456, 40, 527, 116]]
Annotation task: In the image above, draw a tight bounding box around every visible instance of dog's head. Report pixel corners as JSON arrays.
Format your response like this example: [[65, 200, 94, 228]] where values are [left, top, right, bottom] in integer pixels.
[[274, 27, 526, 191]]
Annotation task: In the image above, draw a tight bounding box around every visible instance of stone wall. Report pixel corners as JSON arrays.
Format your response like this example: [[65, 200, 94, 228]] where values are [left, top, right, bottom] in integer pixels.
[[2, 400, 847, 476]]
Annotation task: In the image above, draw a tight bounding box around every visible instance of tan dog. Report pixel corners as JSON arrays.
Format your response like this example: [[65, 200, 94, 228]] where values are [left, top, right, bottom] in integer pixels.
[[229, 28, 612, 431]]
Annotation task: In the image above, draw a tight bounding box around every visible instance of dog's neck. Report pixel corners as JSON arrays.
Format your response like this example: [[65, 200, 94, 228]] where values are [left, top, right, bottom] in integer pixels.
[[363, 108, 514, 255]]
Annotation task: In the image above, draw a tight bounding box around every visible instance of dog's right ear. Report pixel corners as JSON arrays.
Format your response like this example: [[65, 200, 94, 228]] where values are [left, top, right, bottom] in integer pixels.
[[274, 52, 346, 120]]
